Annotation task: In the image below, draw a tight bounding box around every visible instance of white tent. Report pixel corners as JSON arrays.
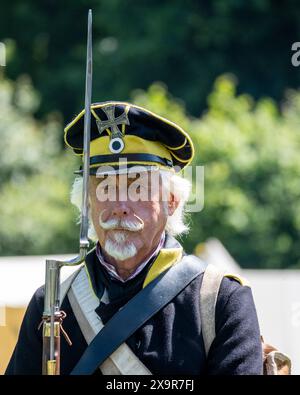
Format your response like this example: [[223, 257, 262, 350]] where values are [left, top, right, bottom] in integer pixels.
[[0, 254, 78, 307]]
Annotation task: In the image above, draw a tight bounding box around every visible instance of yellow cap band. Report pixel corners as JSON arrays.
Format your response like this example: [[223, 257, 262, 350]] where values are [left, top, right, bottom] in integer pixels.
[[89, 134, 173, 162]]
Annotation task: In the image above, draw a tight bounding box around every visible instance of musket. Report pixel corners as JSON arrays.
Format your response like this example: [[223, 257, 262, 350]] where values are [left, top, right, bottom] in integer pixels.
[[41, 9, 93, 375]]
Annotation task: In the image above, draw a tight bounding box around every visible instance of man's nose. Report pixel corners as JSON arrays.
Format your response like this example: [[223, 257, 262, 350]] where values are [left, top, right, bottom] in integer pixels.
[[111, 203, 132, 218]]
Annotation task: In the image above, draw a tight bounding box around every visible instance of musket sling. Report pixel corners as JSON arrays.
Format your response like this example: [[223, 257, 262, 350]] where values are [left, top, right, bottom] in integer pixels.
[[69, 255, 206, 375], [68, 269, 151, 375], [60, 267, 151, 375]]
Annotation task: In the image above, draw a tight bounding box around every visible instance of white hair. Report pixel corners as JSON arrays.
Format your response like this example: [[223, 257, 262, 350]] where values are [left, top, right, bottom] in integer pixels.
[[70, 169, 191, 241]]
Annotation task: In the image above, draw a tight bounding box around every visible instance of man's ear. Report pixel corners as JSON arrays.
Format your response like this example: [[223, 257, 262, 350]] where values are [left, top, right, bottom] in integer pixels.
[[167, 193, 180, 216]]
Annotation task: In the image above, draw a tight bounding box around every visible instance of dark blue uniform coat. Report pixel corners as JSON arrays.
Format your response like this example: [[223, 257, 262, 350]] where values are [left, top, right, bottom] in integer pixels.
[[5, 235, 263, 375]]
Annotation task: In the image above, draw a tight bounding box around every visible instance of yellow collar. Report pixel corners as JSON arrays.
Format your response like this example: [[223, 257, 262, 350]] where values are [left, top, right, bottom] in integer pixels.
[[143, 242, 183, 288]]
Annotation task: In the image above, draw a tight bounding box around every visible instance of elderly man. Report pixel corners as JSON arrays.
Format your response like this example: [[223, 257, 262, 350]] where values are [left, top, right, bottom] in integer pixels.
[[5, 102, 263, 375]]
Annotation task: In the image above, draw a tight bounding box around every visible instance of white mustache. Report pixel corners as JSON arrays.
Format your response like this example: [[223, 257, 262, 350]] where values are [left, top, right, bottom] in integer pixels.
[[99, 211, 144, 232]]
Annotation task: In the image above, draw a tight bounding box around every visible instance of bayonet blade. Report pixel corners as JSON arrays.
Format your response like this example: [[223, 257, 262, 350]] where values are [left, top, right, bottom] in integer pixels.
[[80, 9, 92, 249]]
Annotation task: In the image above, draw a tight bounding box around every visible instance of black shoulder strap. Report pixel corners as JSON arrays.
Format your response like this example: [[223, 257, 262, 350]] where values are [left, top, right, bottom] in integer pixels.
[[71, 255, 207, 375]]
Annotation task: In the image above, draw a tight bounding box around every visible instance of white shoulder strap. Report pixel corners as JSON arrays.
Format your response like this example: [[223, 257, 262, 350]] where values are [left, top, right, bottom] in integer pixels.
[[67, 267, 152, 375], [199, 263, 225, 356], [59, 267, 83, 305]]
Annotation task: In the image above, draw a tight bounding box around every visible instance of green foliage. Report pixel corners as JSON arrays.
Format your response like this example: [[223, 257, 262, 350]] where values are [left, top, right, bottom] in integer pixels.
[[132, 76, 300, 269], [1, 0, 300, 119], [0, 74, 79, 255]]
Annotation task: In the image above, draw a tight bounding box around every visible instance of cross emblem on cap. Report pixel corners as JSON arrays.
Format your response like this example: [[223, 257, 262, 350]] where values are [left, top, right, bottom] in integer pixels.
[[96, 105, 130, 153], [96, 105, 130, 137]]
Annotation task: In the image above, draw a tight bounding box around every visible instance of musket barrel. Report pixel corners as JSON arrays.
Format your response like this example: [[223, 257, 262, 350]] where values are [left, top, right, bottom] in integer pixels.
[[42, 9, 93, 375]]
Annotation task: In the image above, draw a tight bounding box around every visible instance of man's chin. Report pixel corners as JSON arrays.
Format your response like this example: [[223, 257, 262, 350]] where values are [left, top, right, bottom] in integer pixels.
[[104, 239, 138, 261]]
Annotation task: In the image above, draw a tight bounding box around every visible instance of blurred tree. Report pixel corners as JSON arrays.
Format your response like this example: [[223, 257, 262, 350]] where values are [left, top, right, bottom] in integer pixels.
[[132, 76, 300, 269], [0, 73, 79, 255], [1, 0, 300, 122]]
